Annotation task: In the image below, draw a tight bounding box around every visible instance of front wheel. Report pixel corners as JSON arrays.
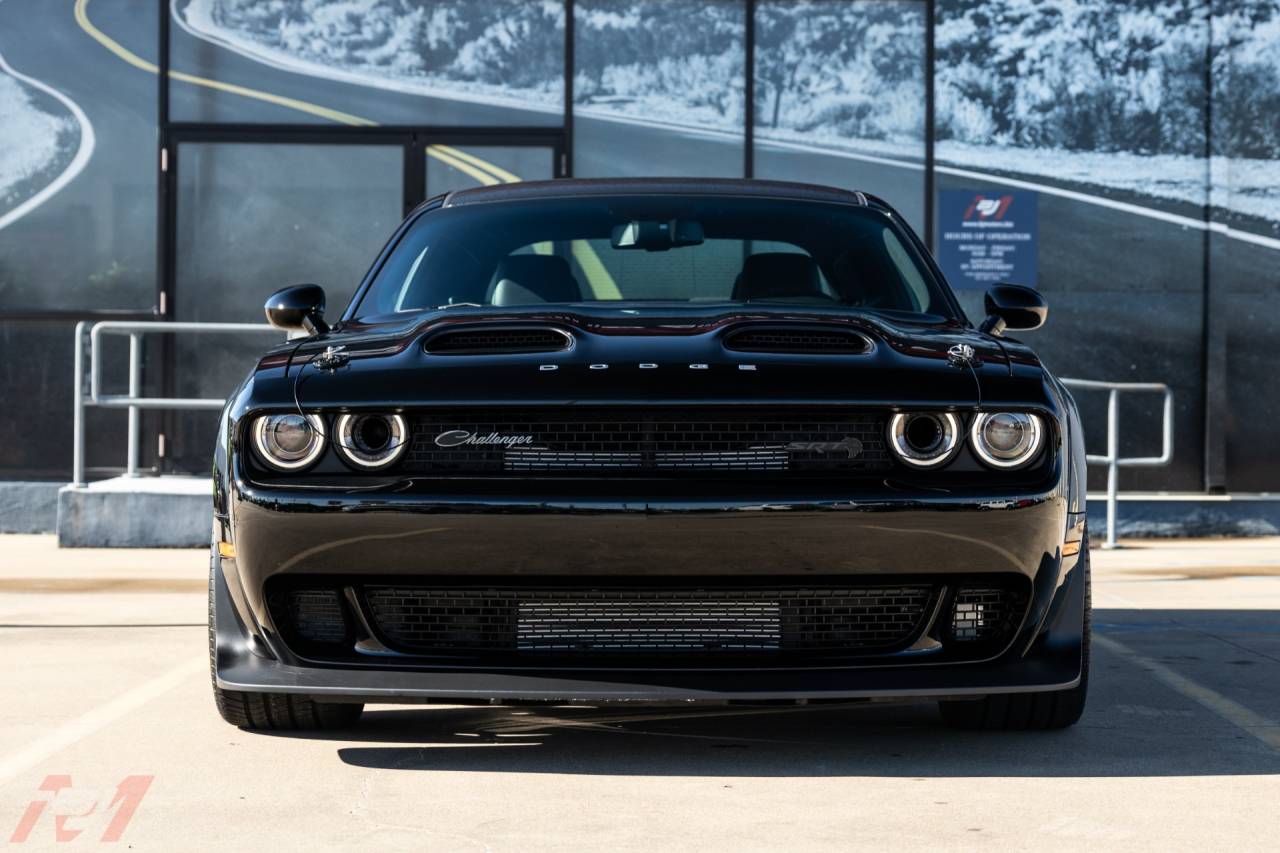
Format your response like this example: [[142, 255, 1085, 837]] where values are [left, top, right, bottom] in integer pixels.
[[208, 548, 363, 731], [938, 533, 1091, 731], [212, 687, 364, 731]]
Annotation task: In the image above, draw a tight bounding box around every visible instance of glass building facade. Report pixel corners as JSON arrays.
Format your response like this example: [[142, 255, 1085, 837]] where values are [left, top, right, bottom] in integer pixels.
[[0, 0, 1277, 490]]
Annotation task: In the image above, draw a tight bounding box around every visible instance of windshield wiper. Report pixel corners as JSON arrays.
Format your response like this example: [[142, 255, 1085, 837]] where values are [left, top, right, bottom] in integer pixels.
[[433, 302, 484, 310]]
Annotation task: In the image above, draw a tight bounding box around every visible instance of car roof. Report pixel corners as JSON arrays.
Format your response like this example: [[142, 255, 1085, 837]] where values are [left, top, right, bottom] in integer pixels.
[[440, 177, 878, 209]]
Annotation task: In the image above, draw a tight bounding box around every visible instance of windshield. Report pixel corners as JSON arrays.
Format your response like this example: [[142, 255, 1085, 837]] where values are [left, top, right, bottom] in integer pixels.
[[353, 195, 954, 322]]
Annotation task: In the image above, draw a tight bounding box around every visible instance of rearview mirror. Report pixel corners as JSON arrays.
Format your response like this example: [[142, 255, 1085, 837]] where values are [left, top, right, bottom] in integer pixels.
[[264, 284, 329, 335], [610, 219, 704, 251], [980, 284, 1046, 336]]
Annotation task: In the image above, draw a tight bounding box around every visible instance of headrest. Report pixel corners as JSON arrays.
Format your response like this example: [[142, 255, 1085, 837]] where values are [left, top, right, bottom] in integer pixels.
[[732, 253, 823, 301], [490, 254, 582, 306]]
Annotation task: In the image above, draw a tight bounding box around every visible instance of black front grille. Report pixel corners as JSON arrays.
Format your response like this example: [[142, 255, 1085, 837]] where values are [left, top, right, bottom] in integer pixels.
[[424, 327, 571, 355], [948, 586, 1027, 643], [406, 408, 891, 475], [363, 586, 934, 657], [724, 327, 872, 354]]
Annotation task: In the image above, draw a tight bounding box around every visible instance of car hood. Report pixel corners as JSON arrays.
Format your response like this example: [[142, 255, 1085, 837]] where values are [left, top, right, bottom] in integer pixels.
[[246, 306, 1045, 410]]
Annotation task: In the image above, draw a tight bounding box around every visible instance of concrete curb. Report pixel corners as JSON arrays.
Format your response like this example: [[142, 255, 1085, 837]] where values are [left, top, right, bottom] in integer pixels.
[[1086, 495, 1280, 538], [0, 481, 62, 533]]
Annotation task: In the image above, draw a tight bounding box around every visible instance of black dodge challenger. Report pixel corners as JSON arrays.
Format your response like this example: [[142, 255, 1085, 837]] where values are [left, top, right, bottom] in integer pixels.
[[210, 178, 1089, 732]]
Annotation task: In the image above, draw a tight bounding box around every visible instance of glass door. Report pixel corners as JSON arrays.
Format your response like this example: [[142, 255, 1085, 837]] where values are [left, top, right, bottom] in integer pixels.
[[162, 134, 561, 473]]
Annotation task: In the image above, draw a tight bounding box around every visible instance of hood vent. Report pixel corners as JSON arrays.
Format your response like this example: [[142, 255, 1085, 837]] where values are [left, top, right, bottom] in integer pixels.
[[724, 326, 873, 355], [423, 326, 573, 355]]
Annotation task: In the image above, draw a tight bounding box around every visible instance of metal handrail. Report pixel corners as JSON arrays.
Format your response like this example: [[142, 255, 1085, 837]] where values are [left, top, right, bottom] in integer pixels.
[[1059, 378, 1173, 549], [72, 321, 282, 486]]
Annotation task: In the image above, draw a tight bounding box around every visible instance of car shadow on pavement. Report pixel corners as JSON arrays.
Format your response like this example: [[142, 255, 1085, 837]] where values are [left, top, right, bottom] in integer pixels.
[[277, 607, 1280, 777], [322, 696, 1280, 777]]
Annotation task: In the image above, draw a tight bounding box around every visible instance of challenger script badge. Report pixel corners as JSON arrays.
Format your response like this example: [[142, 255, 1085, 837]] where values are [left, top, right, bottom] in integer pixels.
[[434, 430, 536, 448]]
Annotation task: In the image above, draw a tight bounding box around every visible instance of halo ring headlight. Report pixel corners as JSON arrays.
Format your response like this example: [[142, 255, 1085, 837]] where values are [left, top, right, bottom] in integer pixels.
[[335, 413, 408, 469], [970, 412, 1044, 469], [888, 412, 961, 468], [252, 413, 326, 471]]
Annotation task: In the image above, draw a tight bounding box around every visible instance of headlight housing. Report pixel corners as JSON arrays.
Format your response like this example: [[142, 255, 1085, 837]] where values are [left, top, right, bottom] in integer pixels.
[[334, 413, 408, 469], [970, 412, 1044, 469], [252, 413, 326, 471], [887, 412, 961, 468]]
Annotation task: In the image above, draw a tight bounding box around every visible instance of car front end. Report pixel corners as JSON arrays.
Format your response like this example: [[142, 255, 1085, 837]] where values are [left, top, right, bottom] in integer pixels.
[[209, 180, 1089, 730]]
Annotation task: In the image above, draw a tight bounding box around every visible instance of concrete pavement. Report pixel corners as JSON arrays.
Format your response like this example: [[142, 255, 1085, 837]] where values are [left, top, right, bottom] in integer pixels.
[[1, 535, 1278, 850]]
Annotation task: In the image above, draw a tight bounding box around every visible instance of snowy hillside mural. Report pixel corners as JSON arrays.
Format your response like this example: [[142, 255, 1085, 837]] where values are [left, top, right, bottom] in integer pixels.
[[575, 0, 745, 131], [0, 73, 77, 216], [935, 0, 1280, 226], [754, 1, 925, 149]]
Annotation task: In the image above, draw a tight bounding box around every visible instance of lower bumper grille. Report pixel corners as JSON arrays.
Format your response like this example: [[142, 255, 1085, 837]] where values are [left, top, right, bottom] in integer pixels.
[[363, 586, 934, 657], [949, 586, 1029, 643]]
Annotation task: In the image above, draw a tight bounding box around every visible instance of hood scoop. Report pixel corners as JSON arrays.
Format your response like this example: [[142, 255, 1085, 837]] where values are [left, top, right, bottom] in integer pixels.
[[723, 325, 873, 355], [423, 325, 574, 355]]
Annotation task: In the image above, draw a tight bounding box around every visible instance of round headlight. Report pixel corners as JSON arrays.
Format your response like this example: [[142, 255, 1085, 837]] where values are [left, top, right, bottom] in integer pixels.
[[335, 414, 408, 469], [888, 412, 961, 468], [252, 413, 326, 471], [970, 412, 1044, 468]]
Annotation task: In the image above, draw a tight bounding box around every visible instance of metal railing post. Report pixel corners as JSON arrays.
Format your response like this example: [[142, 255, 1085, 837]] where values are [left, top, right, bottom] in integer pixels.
[[1060, 378, 1173, 551], [73, 321, 283, 483], [72, 321, 87, 487], [126, 332, 142, 477], [1105, 388, 1119, 549]]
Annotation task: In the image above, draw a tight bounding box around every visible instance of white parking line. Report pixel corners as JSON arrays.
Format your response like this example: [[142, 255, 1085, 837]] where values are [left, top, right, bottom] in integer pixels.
[[1095, 634, 1280, 752], [0, 657, 203, 786]]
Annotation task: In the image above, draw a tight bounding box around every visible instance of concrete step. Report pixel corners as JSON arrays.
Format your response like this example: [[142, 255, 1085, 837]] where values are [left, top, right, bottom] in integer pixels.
[[57, 476, 211, 548]]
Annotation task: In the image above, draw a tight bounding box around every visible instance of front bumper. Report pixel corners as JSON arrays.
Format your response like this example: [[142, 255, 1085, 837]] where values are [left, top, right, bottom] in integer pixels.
[[213, 482, 1085, 703]]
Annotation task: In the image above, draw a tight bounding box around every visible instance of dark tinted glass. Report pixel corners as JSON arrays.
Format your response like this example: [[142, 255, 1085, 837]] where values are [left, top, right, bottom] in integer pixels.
[[354, 196, 952, 321]]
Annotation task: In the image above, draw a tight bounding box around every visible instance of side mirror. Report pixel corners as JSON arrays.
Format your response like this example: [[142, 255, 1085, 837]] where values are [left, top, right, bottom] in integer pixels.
[[980, 284, 1046, 336], [264, 284, 329, 335]]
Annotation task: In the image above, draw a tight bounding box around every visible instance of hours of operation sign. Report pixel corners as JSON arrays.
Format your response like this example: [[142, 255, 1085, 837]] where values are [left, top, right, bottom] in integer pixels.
[[938, 189, 1039, 289]]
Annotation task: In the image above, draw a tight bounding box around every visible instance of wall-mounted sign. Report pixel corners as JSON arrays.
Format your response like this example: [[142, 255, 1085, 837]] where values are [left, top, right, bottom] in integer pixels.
[[938, 190, 1038, 289]]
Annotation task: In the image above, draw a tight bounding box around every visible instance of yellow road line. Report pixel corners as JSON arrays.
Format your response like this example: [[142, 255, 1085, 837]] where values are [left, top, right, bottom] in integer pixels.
[[1095, 634, 1280, 752], [432, 144, 522, 184], [77, 0, 623, 298], [73, 0, 155, 72], [426, 145, 501, 186], [75, 0, 373, 126]]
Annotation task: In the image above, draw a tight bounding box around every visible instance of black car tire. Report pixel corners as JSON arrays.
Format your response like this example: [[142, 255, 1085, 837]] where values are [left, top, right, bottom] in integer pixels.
[[938, 533, 1091, 730], [208, 550, 364, 731]]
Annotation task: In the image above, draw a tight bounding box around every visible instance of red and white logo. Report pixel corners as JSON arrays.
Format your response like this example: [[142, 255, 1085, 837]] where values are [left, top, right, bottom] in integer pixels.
[[9, 775, 153, 844], [963, 195, 1014, 221]]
